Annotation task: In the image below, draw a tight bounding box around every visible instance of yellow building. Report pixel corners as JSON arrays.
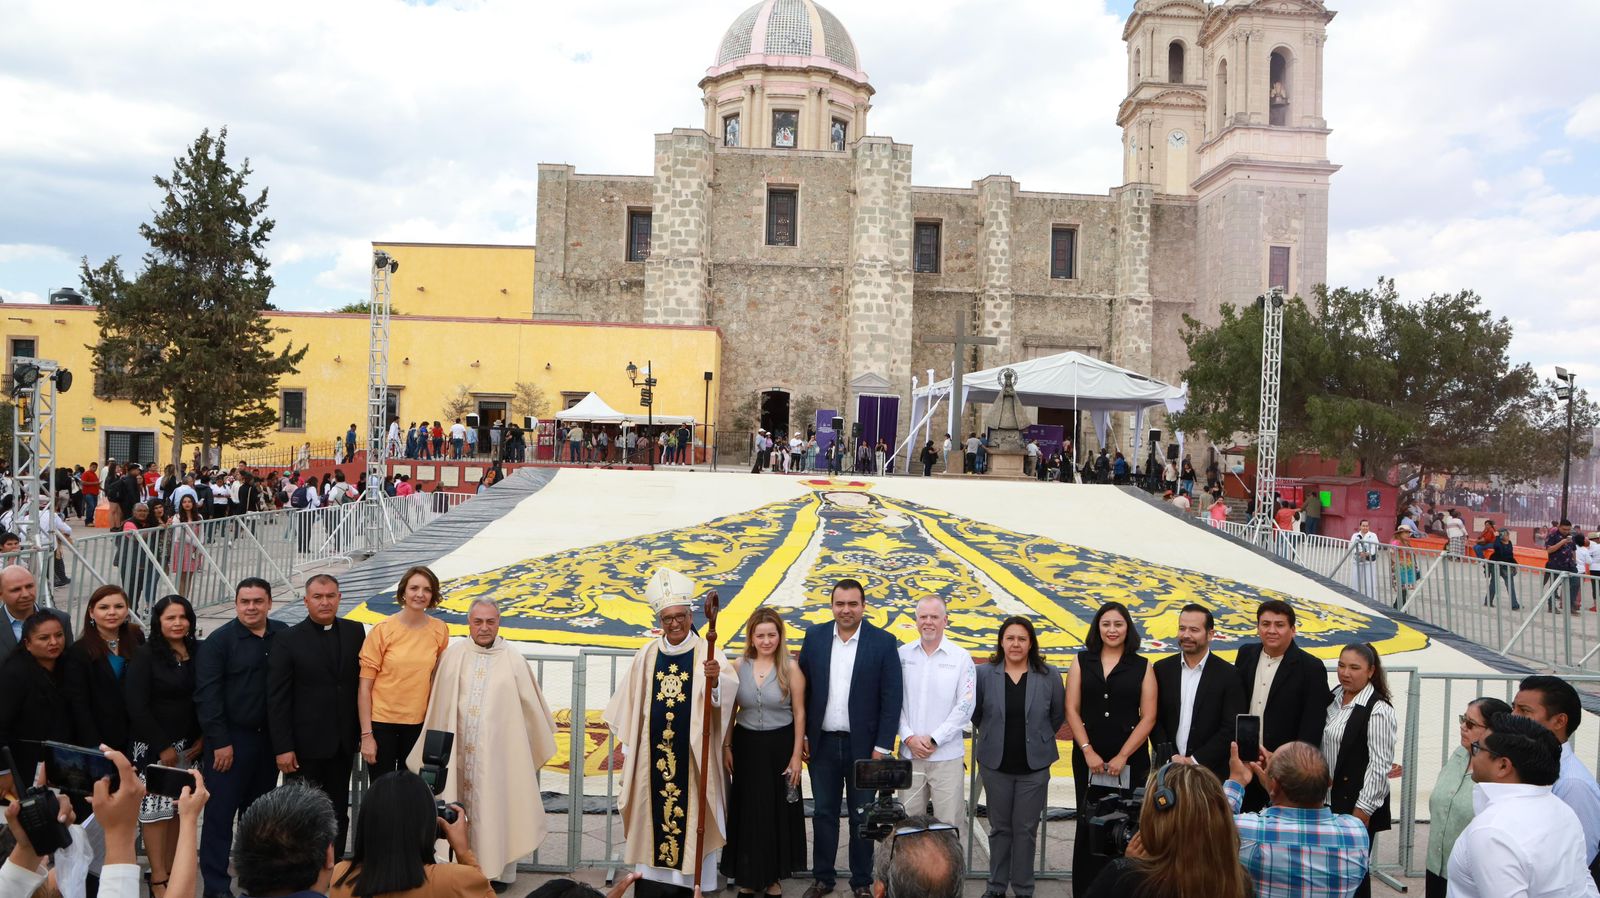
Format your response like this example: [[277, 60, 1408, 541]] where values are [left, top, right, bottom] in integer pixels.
[[2, 242, 721, 466]]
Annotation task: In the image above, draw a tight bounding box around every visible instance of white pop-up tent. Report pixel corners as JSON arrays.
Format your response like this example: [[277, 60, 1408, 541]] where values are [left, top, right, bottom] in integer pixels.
[[906, 351, 1188, 468], [553, 392, 696, 428], [554, 392, 629, 424]]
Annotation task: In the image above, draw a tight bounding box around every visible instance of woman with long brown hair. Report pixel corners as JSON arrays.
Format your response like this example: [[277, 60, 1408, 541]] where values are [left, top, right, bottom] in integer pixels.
[[720, 607, 807, 896], [127, 594, 204, 898], [65, 584, 146, 753], [1083, 763, 1253, 898]]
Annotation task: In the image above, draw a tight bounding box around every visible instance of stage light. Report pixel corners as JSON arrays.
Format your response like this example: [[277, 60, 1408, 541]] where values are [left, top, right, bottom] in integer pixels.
[[53, 369, 72, 393]]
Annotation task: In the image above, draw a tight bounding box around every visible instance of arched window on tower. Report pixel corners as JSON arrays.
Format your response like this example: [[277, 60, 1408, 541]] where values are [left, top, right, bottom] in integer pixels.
[[1270, 50, 1290, 126], [1168, 41, 1185, 83], [1133, 48, 1141, 84], [1216, 59, 1229, 129]]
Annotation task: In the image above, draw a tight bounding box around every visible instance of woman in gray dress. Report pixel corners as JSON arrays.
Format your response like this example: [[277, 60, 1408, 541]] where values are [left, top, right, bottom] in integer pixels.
[[720, 607, 808, 896]]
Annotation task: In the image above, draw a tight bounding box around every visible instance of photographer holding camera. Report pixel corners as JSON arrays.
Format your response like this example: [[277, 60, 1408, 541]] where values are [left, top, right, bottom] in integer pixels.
[[1224, 741, 1368, 898], [1083, 763, 1251, 898], [330, 770, 492, 898]]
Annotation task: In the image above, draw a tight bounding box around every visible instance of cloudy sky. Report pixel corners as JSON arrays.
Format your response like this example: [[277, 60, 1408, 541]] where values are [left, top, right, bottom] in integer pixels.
[[2, 0, 1597, 380]]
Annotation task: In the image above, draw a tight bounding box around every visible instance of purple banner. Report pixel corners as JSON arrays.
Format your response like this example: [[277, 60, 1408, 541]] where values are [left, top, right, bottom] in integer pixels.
[[815, 409, 838, 470], [1023, 424, 1065, 459]]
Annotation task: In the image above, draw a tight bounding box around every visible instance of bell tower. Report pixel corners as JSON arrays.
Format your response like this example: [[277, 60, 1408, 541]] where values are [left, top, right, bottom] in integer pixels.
[[1193, 0, 1339, 321], [1118, 0, 1208, 195]]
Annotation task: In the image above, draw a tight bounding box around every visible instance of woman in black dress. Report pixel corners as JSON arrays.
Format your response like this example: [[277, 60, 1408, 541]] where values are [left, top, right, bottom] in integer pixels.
[[65, 584, 145, 754], [720, 607, 807, 896], [125, 594, 203, 898], [1065, 602, 1157, 897], [0, 612, 75, 793]]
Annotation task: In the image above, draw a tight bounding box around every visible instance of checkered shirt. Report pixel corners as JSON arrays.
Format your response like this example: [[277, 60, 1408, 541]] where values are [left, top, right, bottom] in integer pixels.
[[1225, 779, 1371, 898]]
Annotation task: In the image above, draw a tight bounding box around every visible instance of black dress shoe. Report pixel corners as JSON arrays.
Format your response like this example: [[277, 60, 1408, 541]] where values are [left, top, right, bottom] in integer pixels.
[[490, 881, 511, 894], [801, 883, 834, 898]]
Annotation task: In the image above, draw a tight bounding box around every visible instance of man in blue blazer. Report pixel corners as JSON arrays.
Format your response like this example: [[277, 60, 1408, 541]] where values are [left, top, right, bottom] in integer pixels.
[[796, 579, 904, 898]]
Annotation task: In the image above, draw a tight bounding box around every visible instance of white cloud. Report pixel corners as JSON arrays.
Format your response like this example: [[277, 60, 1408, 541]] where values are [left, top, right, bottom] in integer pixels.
[[0, 288, 44, 304], [1, 0, 1598, 385]]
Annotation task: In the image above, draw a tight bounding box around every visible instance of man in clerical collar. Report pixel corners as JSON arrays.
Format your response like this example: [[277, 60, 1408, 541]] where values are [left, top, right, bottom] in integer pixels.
[[603, 568, 738, 898], [411, 599, 558, 893]]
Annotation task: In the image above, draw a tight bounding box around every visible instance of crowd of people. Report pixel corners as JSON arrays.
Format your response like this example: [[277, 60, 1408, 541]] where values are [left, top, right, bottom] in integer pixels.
[[4, 559, 1599, 898]]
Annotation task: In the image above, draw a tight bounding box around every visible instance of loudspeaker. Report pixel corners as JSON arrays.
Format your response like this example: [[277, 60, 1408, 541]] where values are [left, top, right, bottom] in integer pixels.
[[1167, 443, 1180, 462], [851, 421, 862, 441], [465, 414, 480, 428], [1148, 429, 1162, 444], [831, 416, 844, 433], [523, 416, 535, 429]]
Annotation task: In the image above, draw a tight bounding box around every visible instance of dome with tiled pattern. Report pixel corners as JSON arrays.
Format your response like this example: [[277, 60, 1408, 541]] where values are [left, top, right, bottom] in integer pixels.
[[708, 0, 867, 83]]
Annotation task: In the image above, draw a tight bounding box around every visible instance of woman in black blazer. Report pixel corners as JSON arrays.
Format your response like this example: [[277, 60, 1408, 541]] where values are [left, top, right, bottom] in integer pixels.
[[125, 594, 202, 898], [971, 617, 1066, 898], [64, 584, 145, 753], [0, 611, 75, 795]]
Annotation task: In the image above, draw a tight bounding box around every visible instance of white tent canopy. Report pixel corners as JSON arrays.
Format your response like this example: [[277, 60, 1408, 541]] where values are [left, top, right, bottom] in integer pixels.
[[552, 392, 696, 427], [913, 351, 1186, 411], [554, 392, 628, 423], [904, 351, 1188, 468]]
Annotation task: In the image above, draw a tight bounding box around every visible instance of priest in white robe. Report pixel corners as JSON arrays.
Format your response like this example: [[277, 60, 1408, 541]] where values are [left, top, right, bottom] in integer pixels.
[[603, 567, 738, 898], [409, 598, 558, 888]]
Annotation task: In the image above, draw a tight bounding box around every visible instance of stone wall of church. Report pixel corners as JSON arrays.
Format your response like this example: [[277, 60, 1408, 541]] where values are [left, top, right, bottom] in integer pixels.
[[645, 130, 713, 325], [1149, 198, 1199, 384], [533, 165, 651, 323], [1195, 179, 1330, 324], [845, 138, 915, 438], [702, 146, 858, 430]]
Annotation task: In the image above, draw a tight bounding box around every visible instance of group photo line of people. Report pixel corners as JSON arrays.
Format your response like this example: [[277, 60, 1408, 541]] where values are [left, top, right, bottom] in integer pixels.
[[3, 559, 1599, 898]]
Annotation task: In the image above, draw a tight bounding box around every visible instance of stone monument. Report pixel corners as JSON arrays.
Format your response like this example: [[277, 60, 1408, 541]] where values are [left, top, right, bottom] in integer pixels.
[[984, 368, 1032, 479]]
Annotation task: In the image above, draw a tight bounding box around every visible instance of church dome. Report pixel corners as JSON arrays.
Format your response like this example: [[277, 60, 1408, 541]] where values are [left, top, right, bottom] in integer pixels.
[[708, 0, 867, 84]]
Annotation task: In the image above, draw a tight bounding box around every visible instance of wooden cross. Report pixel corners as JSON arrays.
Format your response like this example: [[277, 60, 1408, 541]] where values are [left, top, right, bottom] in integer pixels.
[[928, 311, 997, 444]]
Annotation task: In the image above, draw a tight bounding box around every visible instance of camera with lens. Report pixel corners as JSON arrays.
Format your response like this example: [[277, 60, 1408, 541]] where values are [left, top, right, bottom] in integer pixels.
[[417, 730, 461, 824], [852, 758, 912, 842], [1086, 787, 1145, 858], [2, 749, 72, 856]]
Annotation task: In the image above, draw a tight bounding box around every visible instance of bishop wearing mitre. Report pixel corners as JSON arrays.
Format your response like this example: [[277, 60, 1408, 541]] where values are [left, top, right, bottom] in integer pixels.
[[603, 568, 738, 898]]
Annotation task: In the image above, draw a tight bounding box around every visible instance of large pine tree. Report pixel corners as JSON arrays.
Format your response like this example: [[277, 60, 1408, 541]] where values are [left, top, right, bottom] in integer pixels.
[[81, 128, 307, 467]]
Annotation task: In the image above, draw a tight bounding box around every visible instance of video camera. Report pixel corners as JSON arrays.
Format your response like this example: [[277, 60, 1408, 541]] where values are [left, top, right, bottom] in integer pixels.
[[418, 730, 462, 824], [1, 747, 72, 856], [1086, 787, 1145, 858], [851, 758, 912, 841]]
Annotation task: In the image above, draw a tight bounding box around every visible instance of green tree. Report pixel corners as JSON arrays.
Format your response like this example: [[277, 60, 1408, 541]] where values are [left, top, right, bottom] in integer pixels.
[[330, 300, 398, 315], [1173, 279, 1596, 491], [80, 128, 307, 467]]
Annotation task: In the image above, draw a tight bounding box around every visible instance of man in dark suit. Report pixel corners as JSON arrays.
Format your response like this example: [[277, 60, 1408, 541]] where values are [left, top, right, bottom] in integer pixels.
[[0, 565, 72, 657], [796, 578, 904, 898], [1151, 603, 1244, 780], [268, 573, 366, 856], [1233, 599, 1333, 811]]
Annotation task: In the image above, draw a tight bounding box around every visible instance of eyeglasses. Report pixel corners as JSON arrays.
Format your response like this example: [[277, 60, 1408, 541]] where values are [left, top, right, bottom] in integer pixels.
[[1458, 715, 1487, 730], [1468, 740, 1498, 759], [659, 612, 691, 625], [889, 822, 958, 857]]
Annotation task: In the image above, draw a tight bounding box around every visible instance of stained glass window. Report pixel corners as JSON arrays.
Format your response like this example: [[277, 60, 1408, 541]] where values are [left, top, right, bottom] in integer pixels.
[[767, 189, 797, 246], [1269, 246, 1291, 291], [1050, 228, 1077, 279], [831, 118, 847, 152], [772, 110, 798, 148], [723, 114, 741, 148], [628, 211, 652, 262], [914, 222, 941, 273]]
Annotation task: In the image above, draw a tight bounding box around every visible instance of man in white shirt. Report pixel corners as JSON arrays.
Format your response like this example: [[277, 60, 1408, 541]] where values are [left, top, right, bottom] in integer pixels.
[[1448, 713, 1599, 897], [1350, 519, 1381, 598], [896, 597, 975, 841], [171, 473, 200, 510], [449, 418, 467, 459], [1514, 675, 1600, 879]]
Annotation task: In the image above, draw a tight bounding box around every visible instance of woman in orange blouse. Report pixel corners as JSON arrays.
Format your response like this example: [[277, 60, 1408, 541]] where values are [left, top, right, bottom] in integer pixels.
[[358, 566, 450, 775]]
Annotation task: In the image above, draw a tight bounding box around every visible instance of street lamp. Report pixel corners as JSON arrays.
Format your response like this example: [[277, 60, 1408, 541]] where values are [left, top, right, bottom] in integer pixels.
[[626, 360, 657, 469], [1557, 366, 1577, 521]]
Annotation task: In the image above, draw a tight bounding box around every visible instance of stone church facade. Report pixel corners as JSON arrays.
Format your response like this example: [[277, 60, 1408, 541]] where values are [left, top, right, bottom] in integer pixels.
[[535, 0, 1337, 451]]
